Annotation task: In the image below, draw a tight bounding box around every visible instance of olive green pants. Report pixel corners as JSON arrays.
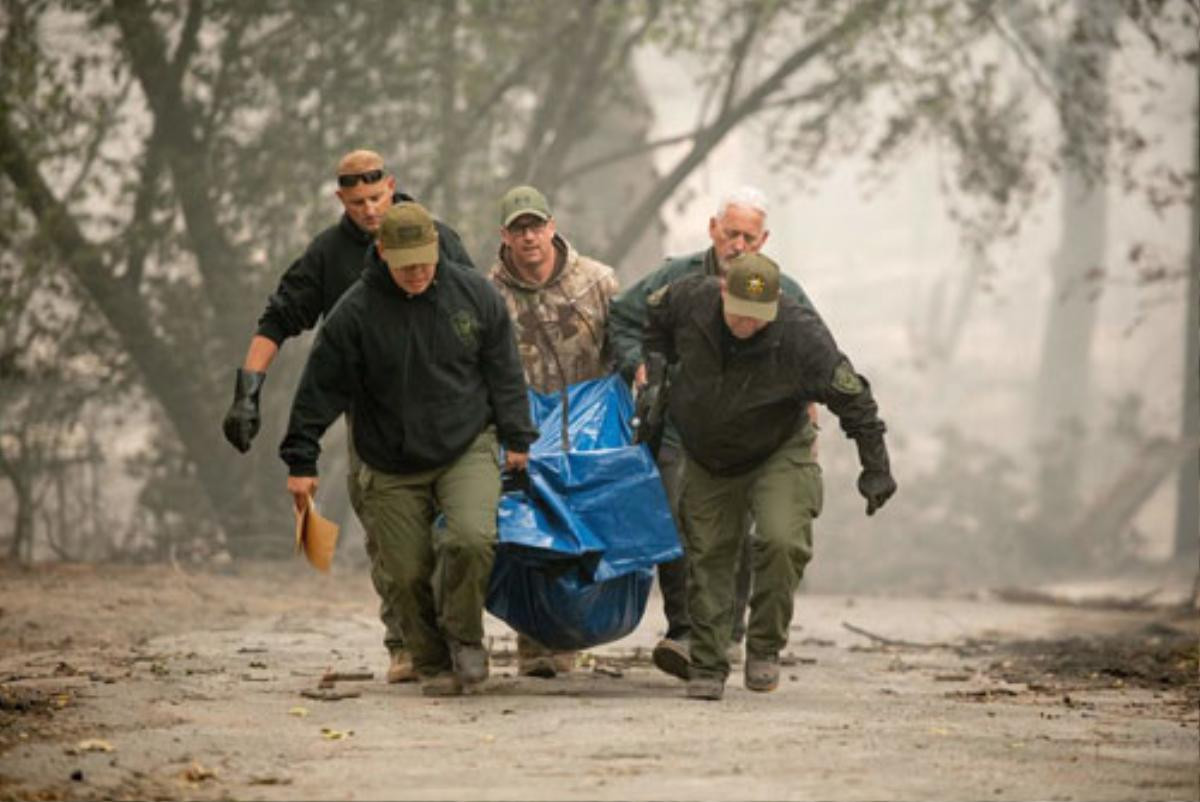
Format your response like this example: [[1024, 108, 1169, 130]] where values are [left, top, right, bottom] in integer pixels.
[[353, 428, 501, 678], [347, 427, 407, 655], [679, 423, 823, 681]]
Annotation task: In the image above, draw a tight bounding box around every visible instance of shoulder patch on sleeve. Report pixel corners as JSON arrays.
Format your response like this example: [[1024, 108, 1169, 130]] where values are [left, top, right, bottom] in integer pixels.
[[647, 285, 670, 308], [832, 360, 864, 395]]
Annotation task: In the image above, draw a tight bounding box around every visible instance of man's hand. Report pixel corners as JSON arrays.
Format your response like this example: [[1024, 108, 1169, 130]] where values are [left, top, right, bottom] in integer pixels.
[[505, 450, 529, 472], [633, 362, 647, 389], [857, 470, 897, 516], [287, 475, 318, 514], [632, 354, 668, 455], [222, 369, 267, 453], [854, 433, 895, 516]]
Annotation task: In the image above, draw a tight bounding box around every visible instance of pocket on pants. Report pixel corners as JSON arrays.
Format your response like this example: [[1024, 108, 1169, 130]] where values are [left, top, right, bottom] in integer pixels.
[[787, 459, 824, 520]]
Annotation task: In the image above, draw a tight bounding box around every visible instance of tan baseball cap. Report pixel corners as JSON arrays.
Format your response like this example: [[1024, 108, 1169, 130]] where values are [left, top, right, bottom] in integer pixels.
[[379, 202, 438, 268], [722, 252, 781, 321]]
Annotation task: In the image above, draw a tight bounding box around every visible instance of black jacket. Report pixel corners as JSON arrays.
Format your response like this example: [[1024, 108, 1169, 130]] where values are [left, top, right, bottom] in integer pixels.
[[279, 249, 537, 477], [255, 193, 474, 345], [645, 274, 886, 477]]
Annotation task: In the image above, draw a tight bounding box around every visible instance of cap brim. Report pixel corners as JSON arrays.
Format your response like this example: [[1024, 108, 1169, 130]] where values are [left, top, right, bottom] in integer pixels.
[[723, 292, 778, 322], [502, 208, 551, 228], [382, 241, 438, 269]]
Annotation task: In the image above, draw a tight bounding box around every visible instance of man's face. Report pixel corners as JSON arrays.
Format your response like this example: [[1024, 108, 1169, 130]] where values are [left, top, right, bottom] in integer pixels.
[[337, 175, 395, 234], [500, 214, 556, 273], [709, 204, 768, 273], [378, 244, 437, 295], [722, 306, 770, 340]]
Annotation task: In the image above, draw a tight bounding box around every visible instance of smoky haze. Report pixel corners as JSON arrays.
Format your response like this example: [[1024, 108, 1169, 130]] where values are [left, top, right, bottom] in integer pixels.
[[0, 1, 1195, 600]]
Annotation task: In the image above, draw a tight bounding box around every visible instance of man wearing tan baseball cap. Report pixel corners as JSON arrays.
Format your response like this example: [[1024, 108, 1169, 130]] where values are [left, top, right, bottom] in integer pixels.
[[223, 149, 476, 686], [608, 187, 822, 683], [643, 251, 897, 701], [281, 201, 537, 697]]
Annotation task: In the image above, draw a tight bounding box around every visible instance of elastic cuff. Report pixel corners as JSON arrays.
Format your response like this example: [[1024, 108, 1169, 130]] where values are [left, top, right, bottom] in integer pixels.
[[253, 324, 287, 346]]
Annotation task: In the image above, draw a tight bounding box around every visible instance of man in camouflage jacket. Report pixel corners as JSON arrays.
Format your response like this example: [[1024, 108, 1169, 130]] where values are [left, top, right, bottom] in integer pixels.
[[487, 185, 620, 677]]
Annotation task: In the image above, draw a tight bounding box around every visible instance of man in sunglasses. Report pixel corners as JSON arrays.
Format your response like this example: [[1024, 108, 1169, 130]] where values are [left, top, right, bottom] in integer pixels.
[[608, 186, 821, 685], [487, 184, 620, 678], [221, 149, 474, 685]]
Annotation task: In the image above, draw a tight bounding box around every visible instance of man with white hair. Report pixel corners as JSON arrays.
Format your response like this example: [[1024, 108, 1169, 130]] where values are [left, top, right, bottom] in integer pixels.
[[643, 252, 895, 699], [608, 186, 820, 683]]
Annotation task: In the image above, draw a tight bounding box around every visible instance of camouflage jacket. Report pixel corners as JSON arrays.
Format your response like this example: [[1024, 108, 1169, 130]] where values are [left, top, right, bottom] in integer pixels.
[[488, 236, 620, 394]]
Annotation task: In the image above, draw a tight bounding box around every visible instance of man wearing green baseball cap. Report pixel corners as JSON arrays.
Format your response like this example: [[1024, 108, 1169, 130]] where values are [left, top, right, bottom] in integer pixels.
[[280, 201, 537, 697], [644, 251, 897, 701], [487, 184, 621, 678], [222, 149, 476, 686]]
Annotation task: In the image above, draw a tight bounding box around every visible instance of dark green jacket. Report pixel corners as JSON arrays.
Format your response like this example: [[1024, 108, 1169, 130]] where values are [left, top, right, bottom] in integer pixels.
[[256, 193, 474, 345], [645, 274, 885, 477], [279, 249, 537, 477], [608, 247, 815, 381]]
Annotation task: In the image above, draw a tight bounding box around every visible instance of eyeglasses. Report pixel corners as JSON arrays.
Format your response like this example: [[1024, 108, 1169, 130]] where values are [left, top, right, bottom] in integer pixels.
[[506, 218, 548, 236], [337, 169, 385, 188]]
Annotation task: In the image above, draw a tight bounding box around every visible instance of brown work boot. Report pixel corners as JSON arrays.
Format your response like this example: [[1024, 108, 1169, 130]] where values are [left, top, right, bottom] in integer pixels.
[[420, 671, 463, 697], [744, 653, 780, 692], [652, 637, 690, 681], [517, 632, 558, 678], [685, 675, 724, 700], [386, 649, 418, 684], [551, 651, 577, 674], [518, 654, 558, 678]]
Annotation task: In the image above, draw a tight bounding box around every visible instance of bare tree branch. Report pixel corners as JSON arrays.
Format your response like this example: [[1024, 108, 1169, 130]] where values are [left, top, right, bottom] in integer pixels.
[[414, 13, 581, 201], [66, 77, 134, 199], [171, 0, 205, 82], [717, 2, 767, 118], [602, 0, 892, 266], [110, 0, 245, 351], [0, 110, 244, 532]]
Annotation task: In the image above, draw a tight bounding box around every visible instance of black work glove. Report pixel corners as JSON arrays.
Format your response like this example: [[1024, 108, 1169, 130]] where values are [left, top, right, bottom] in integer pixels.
[[854, 433, 896, 516], [222, 369, 266, 453], [632, 353, 668, 456]]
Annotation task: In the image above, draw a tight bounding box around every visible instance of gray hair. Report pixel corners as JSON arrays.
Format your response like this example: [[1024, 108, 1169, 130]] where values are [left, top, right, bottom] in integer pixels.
[[715, 186, 769, 221]]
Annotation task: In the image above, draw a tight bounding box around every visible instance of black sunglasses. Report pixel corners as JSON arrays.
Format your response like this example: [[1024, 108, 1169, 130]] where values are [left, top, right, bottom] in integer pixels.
[[337, 169, 385, 188]]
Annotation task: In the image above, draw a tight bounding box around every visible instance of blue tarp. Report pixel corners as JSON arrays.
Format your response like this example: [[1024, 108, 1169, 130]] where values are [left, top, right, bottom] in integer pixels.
[[485, 374, 682, 651]]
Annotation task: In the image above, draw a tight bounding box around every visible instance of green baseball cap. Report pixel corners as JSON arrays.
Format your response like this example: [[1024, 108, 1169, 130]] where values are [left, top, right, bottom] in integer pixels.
[[498, 185, 552, 227], [379, 202, 438, 268], [723, 252, 781, 321]]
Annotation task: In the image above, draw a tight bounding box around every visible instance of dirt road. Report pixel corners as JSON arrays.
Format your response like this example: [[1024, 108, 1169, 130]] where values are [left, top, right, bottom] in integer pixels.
[[1, 561, 1196, 801]]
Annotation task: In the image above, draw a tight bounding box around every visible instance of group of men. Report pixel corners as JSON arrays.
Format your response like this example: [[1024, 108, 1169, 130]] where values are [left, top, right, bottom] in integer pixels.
[[221, 148, 896, 701]]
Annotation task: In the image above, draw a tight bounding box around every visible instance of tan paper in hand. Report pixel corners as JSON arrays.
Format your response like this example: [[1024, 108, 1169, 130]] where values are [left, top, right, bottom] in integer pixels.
[[293, 494, 339, 572]]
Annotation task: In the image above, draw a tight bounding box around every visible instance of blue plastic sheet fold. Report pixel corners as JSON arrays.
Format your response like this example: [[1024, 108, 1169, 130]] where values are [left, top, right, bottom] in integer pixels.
[[485, 374, 682, 651]]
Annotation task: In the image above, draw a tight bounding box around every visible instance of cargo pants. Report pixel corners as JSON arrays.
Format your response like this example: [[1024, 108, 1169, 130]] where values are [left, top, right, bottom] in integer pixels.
[[678, 422, 822, 681], [656, 443, 752, 644], [346, 426, 407, 656], [353, 428, 501, 678]]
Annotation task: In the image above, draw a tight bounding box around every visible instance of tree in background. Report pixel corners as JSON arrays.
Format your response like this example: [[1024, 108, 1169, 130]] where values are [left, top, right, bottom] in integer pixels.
[[0, 193, 127, 561], [0, 0, 1193, 565]]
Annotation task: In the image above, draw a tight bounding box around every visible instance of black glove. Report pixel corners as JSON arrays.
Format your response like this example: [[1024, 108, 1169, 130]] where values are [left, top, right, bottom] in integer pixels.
[[854, 433, 896, 516], [633, 353, 668, 456], [222, 369, 266, 453]]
